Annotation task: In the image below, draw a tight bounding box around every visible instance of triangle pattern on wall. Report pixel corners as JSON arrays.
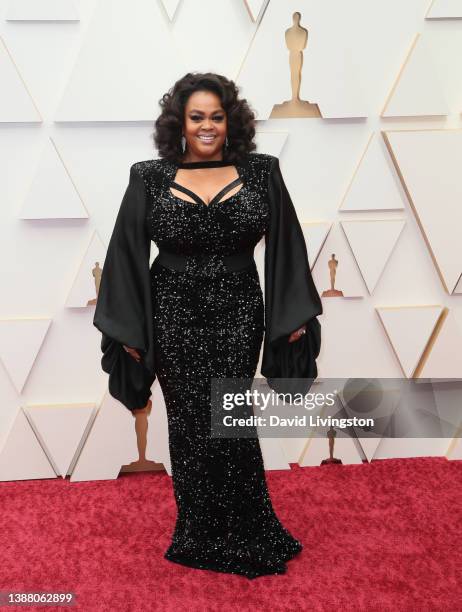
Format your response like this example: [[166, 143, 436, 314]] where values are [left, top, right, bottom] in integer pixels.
[[341, 219, 406, 294], [339, 132, 405, 211], [20, 137, 88, 219], [0, 318, 51, 393], [300, 222, 331, 269], [159, 0, 182, 21], [0, 35, 41, 122], [337, 383, 403, 462], [25, 403, 96, 476], [0, 409, 56, 481], [65, 231, 107, 308], [376, 305, 443, 378], [452, 272, 462, 295], [419, 312, 462, 378], [381, 34, 448, 118], [383, 129, 462, 294], [312, 223, 367, 298], [243, 0, 270, 22], [54, 0, 185, 121]]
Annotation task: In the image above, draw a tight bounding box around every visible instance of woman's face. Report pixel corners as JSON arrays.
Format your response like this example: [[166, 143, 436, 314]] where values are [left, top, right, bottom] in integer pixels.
[[182, 90, 227, 160]]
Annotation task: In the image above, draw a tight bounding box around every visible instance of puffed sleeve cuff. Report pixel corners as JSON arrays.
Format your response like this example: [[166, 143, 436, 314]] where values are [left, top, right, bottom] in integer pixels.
[[100, 334, 156, 411], [261, 156, 323, 394], [93, 165, 156, 411]]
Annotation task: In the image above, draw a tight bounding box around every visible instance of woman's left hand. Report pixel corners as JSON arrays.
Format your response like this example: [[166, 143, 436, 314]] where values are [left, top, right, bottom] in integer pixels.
[[288, 325, 307, 343]]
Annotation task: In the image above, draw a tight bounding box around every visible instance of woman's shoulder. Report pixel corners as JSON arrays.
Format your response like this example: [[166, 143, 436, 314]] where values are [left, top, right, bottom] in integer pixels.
[[246, 151, 277, 165], [244, 152, 280, 182], [131, 158, 167, 174], [128, 158, 173, 186], [244, 152, 278, 177]]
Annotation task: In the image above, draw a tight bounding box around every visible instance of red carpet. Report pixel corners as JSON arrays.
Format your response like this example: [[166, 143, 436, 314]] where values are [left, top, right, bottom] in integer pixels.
[[1, 457, 461, 611]]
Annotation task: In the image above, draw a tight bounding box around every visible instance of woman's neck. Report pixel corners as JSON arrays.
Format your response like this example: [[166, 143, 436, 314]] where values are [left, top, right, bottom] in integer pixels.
[[181, 154, 223, 164]]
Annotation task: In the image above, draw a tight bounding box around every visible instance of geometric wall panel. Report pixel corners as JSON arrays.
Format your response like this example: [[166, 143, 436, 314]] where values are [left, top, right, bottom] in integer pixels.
[[419, 312, 462, 378], [381, 34, 448, 118], [383, 129, 462, 294], [65, 231, 107, 308], [1, 0, 460, 473], [337, 382, 403, 463], [243, 0, 270, 22], [70, 393, 145, 482], [54, 0, 185, 121], [19, 137, 88, 219], [312, 223, 366, 298], [371, 378, 456, 460], [5, 0, 79, 21], [341, 219, 406, 294], [0, 318, 52, 393], [376, 305, 444, 378], [300, 222, 331, 270], [159, 0, 182, 21], [0, 35, 41, 122], [24, 403, 96, 477], [453, 273, 462, 295], [426, 0, 462, 19], [339, 133, 405, 211], [169, 1, 255, 90], [0, 409, 56, 481], [371, 378, 459, 460], [71, 384, 171, 482], [432, 384, 462, 446]]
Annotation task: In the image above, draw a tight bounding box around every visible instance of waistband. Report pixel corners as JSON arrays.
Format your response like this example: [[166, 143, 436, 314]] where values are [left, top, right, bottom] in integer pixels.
[[153, 248, 255, 273]]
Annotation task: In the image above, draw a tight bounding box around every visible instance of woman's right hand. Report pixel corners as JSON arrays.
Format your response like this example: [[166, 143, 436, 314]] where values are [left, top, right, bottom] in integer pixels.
[[123, 345, 141, 362]]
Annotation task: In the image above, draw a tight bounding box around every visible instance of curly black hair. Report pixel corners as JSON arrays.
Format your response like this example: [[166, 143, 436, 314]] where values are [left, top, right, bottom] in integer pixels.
[[152, 72, 257, 164]]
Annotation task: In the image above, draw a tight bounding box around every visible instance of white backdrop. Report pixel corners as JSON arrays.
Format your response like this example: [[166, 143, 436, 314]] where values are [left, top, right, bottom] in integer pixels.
[[1, 0, 462, 481]]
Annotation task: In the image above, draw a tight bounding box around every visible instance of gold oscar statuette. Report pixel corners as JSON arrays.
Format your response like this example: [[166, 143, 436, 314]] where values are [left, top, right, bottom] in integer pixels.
[[270, 11, 322, 118], [322, 254, 344, 297], [87, 261, 102, 306], [321, 425, 342, 465]]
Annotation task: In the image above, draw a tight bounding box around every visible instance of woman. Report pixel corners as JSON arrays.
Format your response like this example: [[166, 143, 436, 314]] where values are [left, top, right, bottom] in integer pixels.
[[93, 72, 323, 579]]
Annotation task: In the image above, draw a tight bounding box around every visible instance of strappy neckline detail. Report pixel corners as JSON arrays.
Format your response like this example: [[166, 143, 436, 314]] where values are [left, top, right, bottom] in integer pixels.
[[170, 176, 243, 207], [169, 158, 245, 207]]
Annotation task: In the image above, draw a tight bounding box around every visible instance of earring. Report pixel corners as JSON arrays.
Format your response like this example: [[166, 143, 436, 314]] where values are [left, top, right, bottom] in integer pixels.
[[181, 135, 186, 153], [224, 136, 229, 150]]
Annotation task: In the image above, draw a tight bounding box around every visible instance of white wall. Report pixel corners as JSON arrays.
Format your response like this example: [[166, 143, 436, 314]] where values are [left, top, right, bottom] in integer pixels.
[[1, 0, 461, 480]]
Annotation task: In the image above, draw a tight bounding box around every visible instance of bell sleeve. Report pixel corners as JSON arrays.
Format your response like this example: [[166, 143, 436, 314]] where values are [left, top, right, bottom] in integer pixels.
[[261, 156, 323, 394], [93, 164, 156, 411]]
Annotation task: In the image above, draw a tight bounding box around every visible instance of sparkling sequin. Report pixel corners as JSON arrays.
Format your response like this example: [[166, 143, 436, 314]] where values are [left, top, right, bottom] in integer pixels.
[[134, 154, 302, 579]]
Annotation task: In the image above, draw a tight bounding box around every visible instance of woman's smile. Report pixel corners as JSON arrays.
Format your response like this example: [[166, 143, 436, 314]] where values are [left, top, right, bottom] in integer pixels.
[[197, 134, 216, 144]]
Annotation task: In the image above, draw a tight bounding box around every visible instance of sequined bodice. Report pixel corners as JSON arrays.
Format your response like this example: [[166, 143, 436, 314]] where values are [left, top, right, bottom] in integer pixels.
[[140, 156, 271, 259]]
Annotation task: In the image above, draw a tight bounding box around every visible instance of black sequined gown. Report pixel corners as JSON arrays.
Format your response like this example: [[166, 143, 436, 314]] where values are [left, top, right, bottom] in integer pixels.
[[145, 158, 302, 579]]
